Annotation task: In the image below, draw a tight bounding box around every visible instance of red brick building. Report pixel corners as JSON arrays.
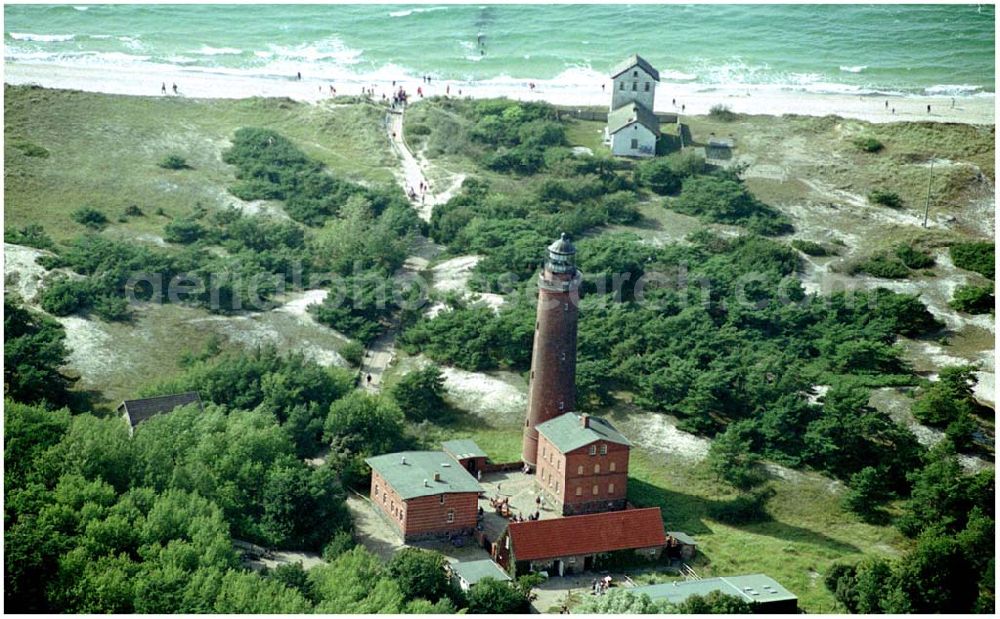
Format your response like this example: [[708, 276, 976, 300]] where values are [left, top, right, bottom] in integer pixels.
[[534, 412, 631, 515], [366, 451, 482, 542], [493, 507, 666, 576], [522, 234, 582, 468]]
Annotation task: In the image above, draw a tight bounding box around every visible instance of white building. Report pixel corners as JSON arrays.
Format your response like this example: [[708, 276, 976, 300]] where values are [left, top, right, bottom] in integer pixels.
[[606, 54, 660, 158], [609, 54, 659, 111], [607, 102, 660, 157]]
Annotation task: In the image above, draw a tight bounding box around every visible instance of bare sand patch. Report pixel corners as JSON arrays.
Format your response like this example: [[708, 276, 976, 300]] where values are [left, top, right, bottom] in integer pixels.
[[4, 242, 52, 303], [440, 366, 528, 422], [617, 411, 711, 462]]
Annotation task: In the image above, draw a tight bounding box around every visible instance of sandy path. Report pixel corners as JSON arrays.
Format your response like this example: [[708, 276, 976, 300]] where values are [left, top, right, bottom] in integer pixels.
[[386, 108, 464, 221]]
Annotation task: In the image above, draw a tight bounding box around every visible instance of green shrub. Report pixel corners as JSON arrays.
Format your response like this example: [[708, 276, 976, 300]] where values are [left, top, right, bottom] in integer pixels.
[[339, 341, 364, 367], [5, 224, 55, 250], [39, 277, 92, 316], [895, 244, 935, 269], [851, 254, 910, 279], [71, 207, 109, 229], [408, 123, 431, 136], [791, 239, 832, 256], [164, 218, 206, 244], [10, 139, 50, 158], [950, 284, 994, 314], [672, 174, 792, 235], [635, 157, 681, 195], [708, 104, 738, 122], [869, 189, 902, 208], [950, 242, 994, 279], [123, 205, 144, 217], [853, 137, 884, 153], [389, 366, 448, 422], [158, 154, 190, 170]]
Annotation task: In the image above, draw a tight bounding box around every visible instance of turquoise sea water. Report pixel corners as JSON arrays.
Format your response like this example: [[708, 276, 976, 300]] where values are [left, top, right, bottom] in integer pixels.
[[4, 3, 995, 96]]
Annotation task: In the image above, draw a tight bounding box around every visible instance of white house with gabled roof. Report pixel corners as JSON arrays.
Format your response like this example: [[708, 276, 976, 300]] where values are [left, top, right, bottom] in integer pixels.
[[606, 54, 660, 157]]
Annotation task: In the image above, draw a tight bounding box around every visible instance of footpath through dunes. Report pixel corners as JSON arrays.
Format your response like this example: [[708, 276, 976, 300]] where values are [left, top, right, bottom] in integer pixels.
[[355, 106, 466, 392]]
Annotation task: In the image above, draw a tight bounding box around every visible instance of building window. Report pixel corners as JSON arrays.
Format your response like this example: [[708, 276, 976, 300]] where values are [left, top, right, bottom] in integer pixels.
[[631, 138, 639, 149], [610, 461, 616, 472], [559, 401, 565, 411], [577, 465, 584, 475], [600, 444, 607, 455], [633, 70, 638, 77], [382, 492, 387, 503], [592, 485, 599, 496], [594, 464, 600, 474], [374, 484, 379, 495], [555, 481, 560, 492], [576, 486, 583, 496], [542, 446, 546, 458], [588, 445, 596, 456], [632, 82, 637, 91], [440, 494, 445, 504], [447, 509, 455, 523], [645, 82, 650, 92], [557, 460, 561, 471], [619, 82, 624, 90], [609, 483, 615, 494]]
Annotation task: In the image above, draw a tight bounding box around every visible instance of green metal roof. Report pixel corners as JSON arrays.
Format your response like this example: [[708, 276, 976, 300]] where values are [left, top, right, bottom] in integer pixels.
[[666, 531, 697, 546], [610, 54, 660, 81], [535, 412, 631, 454], [631, 574, 797, 606], [450, 559, 511, 585], [365, 451, 482, 500], [608, 102, 660, 136], [442, 439, 487, 461]]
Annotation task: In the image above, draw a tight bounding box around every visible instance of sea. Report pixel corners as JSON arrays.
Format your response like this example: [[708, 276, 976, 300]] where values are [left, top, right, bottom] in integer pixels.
[[4, 3, 996, 98]]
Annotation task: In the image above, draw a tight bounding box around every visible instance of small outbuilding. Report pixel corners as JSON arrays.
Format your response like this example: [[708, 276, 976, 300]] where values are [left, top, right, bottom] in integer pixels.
[[118, 391, 202, 436], [448, 559, 511, 591], [366, 451, 483, 542], [665, 531, 698, 560], [630, 574, 798, 613], [442, 439, 488, 477]]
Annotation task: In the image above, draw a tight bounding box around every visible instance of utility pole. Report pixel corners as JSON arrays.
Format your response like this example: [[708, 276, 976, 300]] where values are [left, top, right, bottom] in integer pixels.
[[923, 157, 934, 227]]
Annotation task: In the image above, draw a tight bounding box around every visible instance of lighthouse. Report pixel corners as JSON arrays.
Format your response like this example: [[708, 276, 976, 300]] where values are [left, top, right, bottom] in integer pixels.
[[522, 233, 582, 469]]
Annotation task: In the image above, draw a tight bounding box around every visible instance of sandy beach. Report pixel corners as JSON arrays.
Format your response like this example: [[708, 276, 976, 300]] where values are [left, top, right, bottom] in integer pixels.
[[5, 60, 995, 126]]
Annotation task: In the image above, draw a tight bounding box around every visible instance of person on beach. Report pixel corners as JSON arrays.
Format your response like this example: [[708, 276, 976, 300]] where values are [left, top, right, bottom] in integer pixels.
[[681, 104, 686, 112], [172, 83, 178, 95], [296, 71, 301, 80], [601, 83, 605, 92], [892, 107, 896, 115], [885, 100, 889, 108], [672, 98, 676, 106], [927, 104, 931, 114], [446, 85, 450, 95], [951, 97, 955, 108], [161, 82, 166, 95]]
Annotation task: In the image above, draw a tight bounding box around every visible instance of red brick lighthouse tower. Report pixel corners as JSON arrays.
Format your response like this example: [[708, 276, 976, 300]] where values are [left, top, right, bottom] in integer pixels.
[[522, 233, 582, 469]]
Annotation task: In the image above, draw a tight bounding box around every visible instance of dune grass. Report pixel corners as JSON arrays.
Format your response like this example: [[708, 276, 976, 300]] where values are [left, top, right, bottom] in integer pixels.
[[4, 85, 397, 243]]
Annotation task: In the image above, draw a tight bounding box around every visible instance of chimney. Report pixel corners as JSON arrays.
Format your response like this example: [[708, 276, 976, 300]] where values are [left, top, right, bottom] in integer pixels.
[[423, 479, 429, 487], [581, 413, 590, 428], [433, 472, 441, 482], [401, 456, 407, 465]]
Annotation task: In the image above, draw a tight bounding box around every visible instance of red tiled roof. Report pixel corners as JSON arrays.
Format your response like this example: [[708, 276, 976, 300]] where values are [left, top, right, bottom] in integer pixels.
[[507, 507, 666, 561]]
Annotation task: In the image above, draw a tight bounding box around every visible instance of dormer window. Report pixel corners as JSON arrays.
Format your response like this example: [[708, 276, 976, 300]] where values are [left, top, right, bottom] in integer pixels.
[[633, 70, 638, 77]]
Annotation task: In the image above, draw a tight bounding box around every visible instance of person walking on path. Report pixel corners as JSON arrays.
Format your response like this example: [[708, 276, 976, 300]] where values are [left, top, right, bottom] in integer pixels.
[[172, 83, 178, 95], [161, 82, 167, 95]]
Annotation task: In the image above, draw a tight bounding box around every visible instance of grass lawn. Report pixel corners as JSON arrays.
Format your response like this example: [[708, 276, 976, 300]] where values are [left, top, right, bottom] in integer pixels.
[[4, 85, 397, 243]]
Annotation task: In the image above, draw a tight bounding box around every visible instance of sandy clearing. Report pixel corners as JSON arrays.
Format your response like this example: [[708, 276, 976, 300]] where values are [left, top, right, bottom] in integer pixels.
[[439, 365, 528, 422], [135, 233, 168, 247], [188, 311, 349, 367], [4, 243, 52, 303], [618, 411, 712, 462], [273, 288, 330, 320], [55, 315, 120, 383]]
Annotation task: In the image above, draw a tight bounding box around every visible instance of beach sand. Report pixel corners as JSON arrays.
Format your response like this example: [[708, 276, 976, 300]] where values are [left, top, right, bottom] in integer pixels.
[[5, 60, 994, 126]]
